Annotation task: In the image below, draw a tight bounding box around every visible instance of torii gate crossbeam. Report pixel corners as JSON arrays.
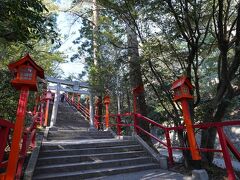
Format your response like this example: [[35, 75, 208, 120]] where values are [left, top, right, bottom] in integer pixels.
[[46, 76, 95, 131]]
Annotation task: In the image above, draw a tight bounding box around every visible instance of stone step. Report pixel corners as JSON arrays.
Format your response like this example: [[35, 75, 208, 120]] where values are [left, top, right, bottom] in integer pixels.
[[55, 119, 88, 123], [39, 145, 143, 158], [32, 102, 161, 179], [34, 156, 154, 175], [47, 136, 114, 140], [47, 133, 113, 140], [48, 131, 112, 137], [41, 140, 138, 151], [49, 127, 89, 131], [33, 163, 160, 180], [36, 151, 147, 166]]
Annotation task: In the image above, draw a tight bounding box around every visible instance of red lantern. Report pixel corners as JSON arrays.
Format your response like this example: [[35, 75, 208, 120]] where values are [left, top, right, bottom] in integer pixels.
[[8, 54, 44, 91], [104, 95, 110, 104], [171, 76, 201, 161], [5, 54, 44, 179], [171, 76, 193, 101]]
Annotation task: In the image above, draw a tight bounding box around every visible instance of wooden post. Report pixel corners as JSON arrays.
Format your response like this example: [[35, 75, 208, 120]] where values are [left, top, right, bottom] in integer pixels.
[[44, 91, 52, 127], [105, 103, 109, 129], [104, 96, 110, 130], [5, 87, 29, 180], [44, 100, 50, 126], [217, 127, 235, 180], [181, 100, 201, 160]]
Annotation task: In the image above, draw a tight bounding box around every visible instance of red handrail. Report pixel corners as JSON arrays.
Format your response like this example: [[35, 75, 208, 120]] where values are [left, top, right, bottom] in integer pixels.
[[0, 119, 14, 168], [65, 95, 90, 120], [0, 115, 38, 180], [96, 112, 240, 180]]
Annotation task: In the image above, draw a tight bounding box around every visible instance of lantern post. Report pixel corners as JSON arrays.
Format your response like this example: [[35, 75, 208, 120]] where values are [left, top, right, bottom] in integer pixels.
[[5, 54, 44, 180], [171, 76, 201, 163], [104, 95, 110, 130], [44, 91, 52, 127]]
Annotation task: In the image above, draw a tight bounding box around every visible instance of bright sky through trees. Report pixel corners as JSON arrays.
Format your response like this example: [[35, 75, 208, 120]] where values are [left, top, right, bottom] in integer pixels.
[[56, 0, 85, 78]]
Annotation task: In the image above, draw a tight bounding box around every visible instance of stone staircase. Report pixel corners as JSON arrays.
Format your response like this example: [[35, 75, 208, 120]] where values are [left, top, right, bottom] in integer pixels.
[[32, 101, 160, 179]]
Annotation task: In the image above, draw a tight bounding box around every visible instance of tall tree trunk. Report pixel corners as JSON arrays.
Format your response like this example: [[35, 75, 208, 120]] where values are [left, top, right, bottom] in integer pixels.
[[116, 75, 121, 114], [127, 24, 152, 144], [200, 0, 240, 164], [126, 87, 131, 113], [92, 0, 98, 66]]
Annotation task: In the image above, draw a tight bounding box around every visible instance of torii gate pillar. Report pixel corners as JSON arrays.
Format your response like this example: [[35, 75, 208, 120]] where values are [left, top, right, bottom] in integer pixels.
[[50, 82, 60, 127], [89, 93, 95, 131]]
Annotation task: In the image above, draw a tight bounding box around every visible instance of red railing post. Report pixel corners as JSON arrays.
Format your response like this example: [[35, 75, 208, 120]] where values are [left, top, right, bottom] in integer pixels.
[[225, 135, 240, 161], [165, 129, 174, 166], [217, 127, 236, 180], [117, 115, 122, 136], [15, 131, 28, 179]]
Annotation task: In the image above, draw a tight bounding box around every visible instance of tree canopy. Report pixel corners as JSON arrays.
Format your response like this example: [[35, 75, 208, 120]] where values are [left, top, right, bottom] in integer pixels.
[[0, 0, 64, 121], [68, 0, 240, 165]]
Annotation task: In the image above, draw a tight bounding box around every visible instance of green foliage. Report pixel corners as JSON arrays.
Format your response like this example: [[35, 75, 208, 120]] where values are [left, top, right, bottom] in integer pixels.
[[0, 0, 64, 122], [0, 70, 19, 121], [71, 0, 240, 127], [0, 0, 57, 43]]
